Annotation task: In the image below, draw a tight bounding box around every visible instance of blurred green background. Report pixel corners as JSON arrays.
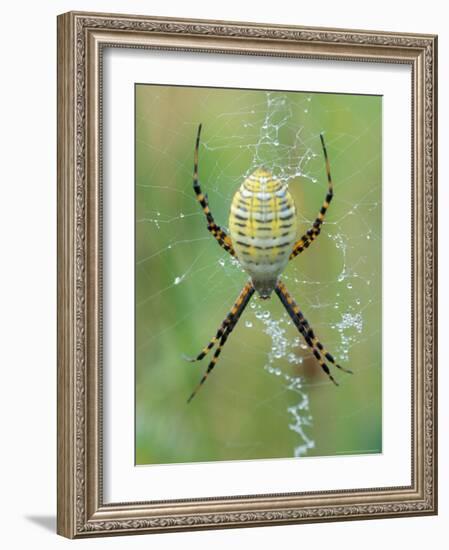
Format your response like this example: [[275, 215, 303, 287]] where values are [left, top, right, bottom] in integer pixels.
[[135, 84, 382, 465]]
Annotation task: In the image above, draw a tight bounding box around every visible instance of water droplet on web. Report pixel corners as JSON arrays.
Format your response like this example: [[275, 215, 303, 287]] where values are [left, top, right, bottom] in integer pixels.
[[179, 212, 185, 218], [250, 301, 256, 309], [304, 109, 308, 114], [173, 275, 185, 285], [274, 140, 279, 146], [287, 353, 302, 365], [218, 258, 225, 267], [262, 311, 270, 319], [312, 178, 317, 183], [167, 244, 172, 249], [356, 298, 361, 305], [347, 282, 353, 289], [245, 320, 253, 328]]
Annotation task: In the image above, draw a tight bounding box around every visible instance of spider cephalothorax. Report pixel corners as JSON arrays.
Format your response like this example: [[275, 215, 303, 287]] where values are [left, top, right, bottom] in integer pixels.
[[186, 124, 352, 402]]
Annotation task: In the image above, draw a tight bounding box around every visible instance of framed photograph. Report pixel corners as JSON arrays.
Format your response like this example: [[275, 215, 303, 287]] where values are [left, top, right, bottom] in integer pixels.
[[57, 11, 437, 538]]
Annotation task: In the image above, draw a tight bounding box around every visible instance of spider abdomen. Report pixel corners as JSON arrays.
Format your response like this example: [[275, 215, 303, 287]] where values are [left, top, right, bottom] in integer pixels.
[[229, 168, 297, 298]]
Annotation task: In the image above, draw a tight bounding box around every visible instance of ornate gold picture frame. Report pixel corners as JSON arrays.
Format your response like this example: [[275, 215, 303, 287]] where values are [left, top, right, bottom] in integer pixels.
[[57, 11, 437, 538]]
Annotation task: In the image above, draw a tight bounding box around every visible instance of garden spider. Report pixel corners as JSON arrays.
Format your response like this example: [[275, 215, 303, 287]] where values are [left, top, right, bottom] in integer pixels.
[[186, 124, 352, 403]]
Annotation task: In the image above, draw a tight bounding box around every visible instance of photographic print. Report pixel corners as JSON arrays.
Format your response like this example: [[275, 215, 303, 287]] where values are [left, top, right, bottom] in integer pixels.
[[58, 12, 436, 537], [135, 84, 382, 465]]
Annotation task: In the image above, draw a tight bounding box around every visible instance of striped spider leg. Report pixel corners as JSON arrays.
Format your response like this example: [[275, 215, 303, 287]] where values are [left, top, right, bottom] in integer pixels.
[[193, 124, 236, 256], [186, 281, 255, 403], [289, 133, 334, 260], [284, 135, 351, 384], [275, 280, 353, 385]]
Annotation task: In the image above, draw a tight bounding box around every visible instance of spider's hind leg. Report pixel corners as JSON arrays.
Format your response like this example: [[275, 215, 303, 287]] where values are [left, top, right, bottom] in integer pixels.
[[299, 321, 353, 375], [187, 329, 231, 404], [182, 318, 230, 363], [275, 280, 352, 384], [186, 281, 255, 403]]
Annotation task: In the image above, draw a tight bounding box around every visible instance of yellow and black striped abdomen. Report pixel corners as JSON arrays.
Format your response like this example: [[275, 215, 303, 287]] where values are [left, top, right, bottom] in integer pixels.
[[229, 168, 297, 298]]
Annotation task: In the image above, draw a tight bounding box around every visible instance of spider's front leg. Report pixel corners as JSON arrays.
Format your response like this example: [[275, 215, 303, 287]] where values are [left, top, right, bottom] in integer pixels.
[[186, 281, 255, 403], [193, 124, 236, 256], [290, 133, 334, 260], [275, 280, 352, 385]]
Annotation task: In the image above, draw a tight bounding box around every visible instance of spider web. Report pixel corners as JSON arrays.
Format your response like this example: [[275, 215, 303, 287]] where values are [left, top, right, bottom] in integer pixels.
[[135, 86, 382, 463]]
